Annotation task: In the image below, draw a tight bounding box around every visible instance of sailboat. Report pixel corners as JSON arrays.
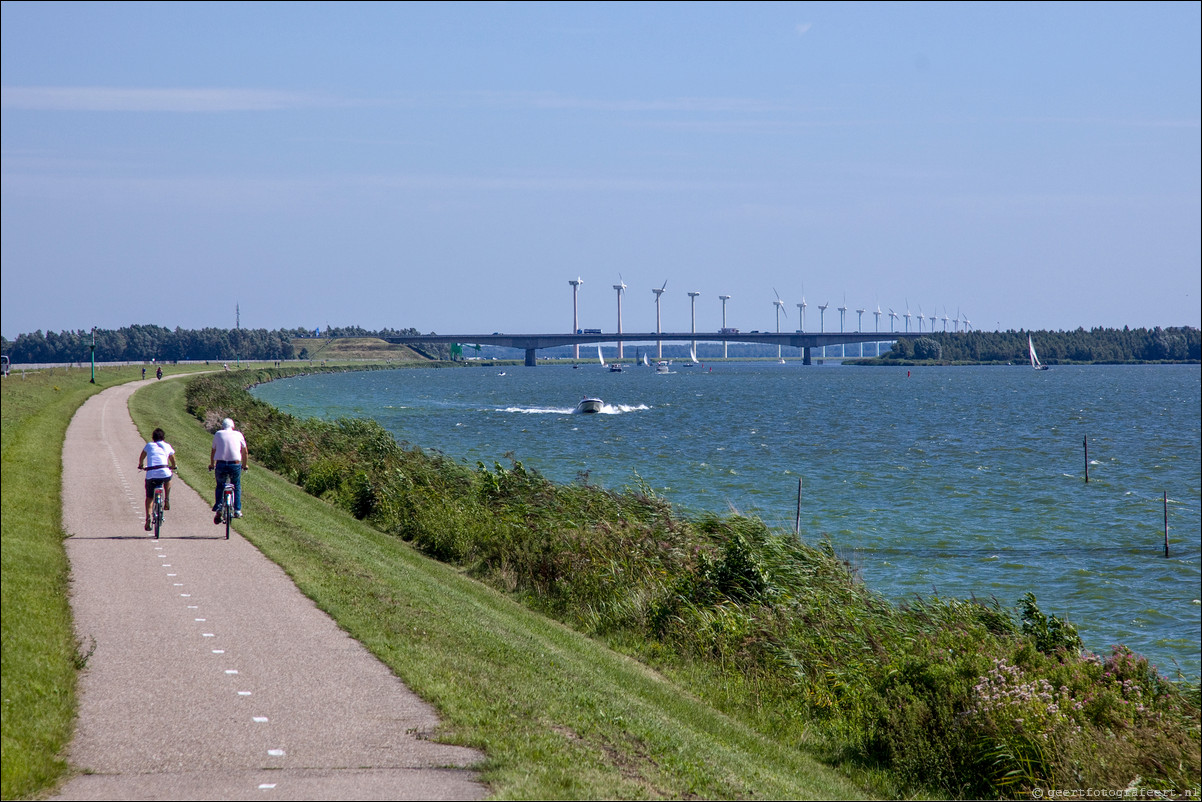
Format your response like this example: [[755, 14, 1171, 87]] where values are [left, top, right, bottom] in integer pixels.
[[1028, 336, 1050, 370]]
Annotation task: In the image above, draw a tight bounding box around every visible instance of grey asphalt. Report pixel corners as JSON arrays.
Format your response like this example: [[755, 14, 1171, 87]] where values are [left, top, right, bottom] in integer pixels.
[[53, 381, 486, 800]]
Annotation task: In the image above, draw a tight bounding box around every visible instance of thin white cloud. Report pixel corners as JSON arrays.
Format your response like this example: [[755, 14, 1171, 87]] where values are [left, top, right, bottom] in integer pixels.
[[461, 90, 790, 114], [796, 22, 813, 36], [0, 86, 343, 112]]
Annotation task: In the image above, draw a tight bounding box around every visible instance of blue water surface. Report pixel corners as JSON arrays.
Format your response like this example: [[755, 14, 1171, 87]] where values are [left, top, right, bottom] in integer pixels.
[[253, 362, 1202, 677]]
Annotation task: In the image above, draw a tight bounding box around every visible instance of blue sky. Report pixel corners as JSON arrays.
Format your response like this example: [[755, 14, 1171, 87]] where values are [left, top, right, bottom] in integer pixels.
[[3, 1, 1199, 338]]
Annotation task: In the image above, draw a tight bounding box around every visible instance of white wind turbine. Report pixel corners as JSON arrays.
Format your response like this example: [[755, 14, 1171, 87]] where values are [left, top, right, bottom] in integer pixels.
[[688, 291, 702, 356], [874, 304, 884, 357], [773, 288, 788, 359], [568, 276, 584, 359], [837, 295, 849, 357], [817, 300, 829, 358], [888, 307, 898, 332], [856, 306, 866, 357], [903, 300, 912, 333], [797, 296, 807, 332], [954, 307, 961, 333], [652, 280, 667, 359], [942, 307, 950, 332], [718, 294, 731, 358], [613, 276, 627, 359], [917, 305, 926, 333]]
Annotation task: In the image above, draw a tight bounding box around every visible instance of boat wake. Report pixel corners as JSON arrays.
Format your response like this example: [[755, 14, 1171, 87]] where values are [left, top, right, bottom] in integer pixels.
[[501, 403, 651, 415]]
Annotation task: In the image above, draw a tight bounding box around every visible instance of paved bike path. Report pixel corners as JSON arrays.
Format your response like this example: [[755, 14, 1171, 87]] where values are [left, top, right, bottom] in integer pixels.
[[54, 381, 485, 800]]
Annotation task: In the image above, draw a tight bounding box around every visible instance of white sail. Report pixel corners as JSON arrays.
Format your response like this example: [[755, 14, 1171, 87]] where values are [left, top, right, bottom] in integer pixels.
[[689, 344, 699, 364], [597, 344, 606, 367], [1028, 336, 1047, 370]]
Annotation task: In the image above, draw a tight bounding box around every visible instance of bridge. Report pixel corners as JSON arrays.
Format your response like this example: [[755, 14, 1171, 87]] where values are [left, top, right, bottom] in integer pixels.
[[380, 331, 922, 366]]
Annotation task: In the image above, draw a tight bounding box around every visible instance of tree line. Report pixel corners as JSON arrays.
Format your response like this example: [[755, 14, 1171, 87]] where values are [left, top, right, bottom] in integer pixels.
[[0, 324, 434, 364], [3, 324, 1198, 365], [880, 326, 1199, 363]]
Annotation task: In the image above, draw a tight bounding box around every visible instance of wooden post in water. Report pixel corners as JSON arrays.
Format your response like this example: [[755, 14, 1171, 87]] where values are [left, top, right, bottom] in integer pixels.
[[1164, 491, 1169, 558], [1083, 435, 1089, 483], [793, 480, 802, 536]]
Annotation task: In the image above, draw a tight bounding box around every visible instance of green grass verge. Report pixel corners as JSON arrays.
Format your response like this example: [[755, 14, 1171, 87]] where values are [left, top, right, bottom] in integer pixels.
[[129, 374, 869, 799]]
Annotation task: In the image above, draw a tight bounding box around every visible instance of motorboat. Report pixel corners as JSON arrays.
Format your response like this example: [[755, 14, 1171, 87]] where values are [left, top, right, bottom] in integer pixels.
[[574, 397, 604, 414], [655, 361, 670, 374]]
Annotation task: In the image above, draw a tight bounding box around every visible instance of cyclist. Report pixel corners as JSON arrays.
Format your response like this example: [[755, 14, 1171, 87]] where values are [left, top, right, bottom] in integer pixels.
[[209, 418, 248, 524], [138, 428, 177, 531]]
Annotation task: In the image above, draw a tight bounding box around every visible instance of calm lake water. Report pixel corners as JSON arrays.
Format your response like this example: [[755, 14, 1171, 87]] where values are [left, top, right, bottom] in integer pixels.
[[253, 362, 1202, 677]]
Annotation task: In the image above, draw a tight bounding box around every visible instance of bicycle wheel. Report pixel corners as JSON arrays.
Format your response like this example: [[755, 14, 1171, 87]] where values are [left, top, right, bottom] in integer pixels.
[[224, 502, 231, 539], [153, 496, 162, 539]]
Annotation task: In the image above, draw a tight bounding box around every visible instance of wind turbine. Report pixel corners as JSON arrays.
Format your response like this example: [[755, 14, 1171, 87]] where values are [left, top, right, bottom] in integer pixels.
[[796, 296, 807, 332], [836, 296, 849, 358], [856, 306, 867, 357], [718, 294, 731, 358], [962, 311, 971, 332], [874, 304, 883, 357], [688, 291, 702, 357], [613, 276, 627, 359], [568, 277, 584, 359], [903, 300, 912, 333], [954, 307, 961, 333], [773, 288, 788, 359], [817, 300, 829, 358], [942, 307, 950, 332], [652, 280, 667, 359], [888, 307, 898, 332], [917, 305, 925, 333]]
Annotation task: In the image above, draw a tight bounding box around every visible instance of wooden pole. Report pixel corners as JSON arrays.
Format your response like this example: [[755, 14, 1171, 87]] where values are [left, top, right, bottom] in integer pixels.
[[793, 480, 802, 536], [1164, 491, 1169, 558], [1083, 435, 1089, 483]]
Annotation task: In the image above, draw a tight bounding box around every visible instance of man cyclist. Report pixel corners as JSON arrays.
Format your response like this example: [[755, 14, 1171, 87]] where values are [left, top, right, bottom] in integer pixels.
[[209, 418, 248, 523], [138, 428, 177, 531]]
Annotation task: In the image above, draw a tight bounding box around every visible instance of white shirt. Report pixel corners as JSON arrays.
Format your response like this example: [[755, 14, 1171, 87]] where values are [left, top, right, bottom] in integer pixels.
[[143, 441, 174, 479], [212, 429, 247, 462]]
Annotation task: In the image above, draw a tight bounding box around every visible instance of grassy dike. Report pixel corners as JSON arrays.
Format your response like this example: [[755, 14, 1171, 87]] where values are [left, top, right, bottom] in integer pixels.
[[128, 375, 868, 799]]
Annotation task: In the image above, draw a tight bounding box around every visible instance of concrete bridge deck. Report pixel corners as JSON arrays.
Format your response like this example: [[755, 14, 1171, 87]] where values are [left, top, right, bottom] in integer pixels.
[[380, 331, 919, 366]]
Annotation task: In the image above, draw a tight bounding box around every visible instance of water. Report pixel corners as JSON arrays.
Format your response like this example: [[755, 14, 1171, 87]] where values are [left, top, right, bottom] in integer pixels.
[[253, 362, 1202, 677]]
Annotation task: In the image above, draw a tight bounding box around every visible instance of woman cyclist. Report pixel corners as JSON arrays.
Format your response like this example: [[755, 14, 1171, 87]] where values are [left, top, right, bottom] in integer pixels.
[[138, 428, 177, 531]]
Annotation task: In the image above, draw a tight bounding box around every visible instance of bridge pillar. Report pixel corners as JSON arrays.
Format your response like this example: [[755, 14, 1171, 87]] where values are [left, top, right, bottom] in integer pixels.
[[525, 348, 538, 367], [803, 346, 812, 366]]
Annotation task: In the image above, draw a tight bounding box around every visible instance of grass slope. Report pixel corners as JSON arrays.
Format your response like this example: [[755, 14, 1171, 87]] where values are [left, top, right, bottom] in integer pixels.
[[130, 376, 868, 799]]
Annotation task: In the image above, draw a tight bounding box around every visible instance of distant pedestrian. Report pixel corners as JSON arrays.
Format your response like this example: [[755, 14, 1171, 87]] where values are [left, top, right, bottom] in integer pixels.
[[142, 367, 146, 380]]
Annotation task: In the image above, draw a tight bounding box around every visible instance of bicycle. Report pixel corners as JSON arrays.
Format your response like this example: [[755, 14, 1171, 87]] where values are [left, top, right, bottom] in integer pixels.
[[209, 466, 238, 539], [218, 480, 234, 539], [140, 467, 170, 539]]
